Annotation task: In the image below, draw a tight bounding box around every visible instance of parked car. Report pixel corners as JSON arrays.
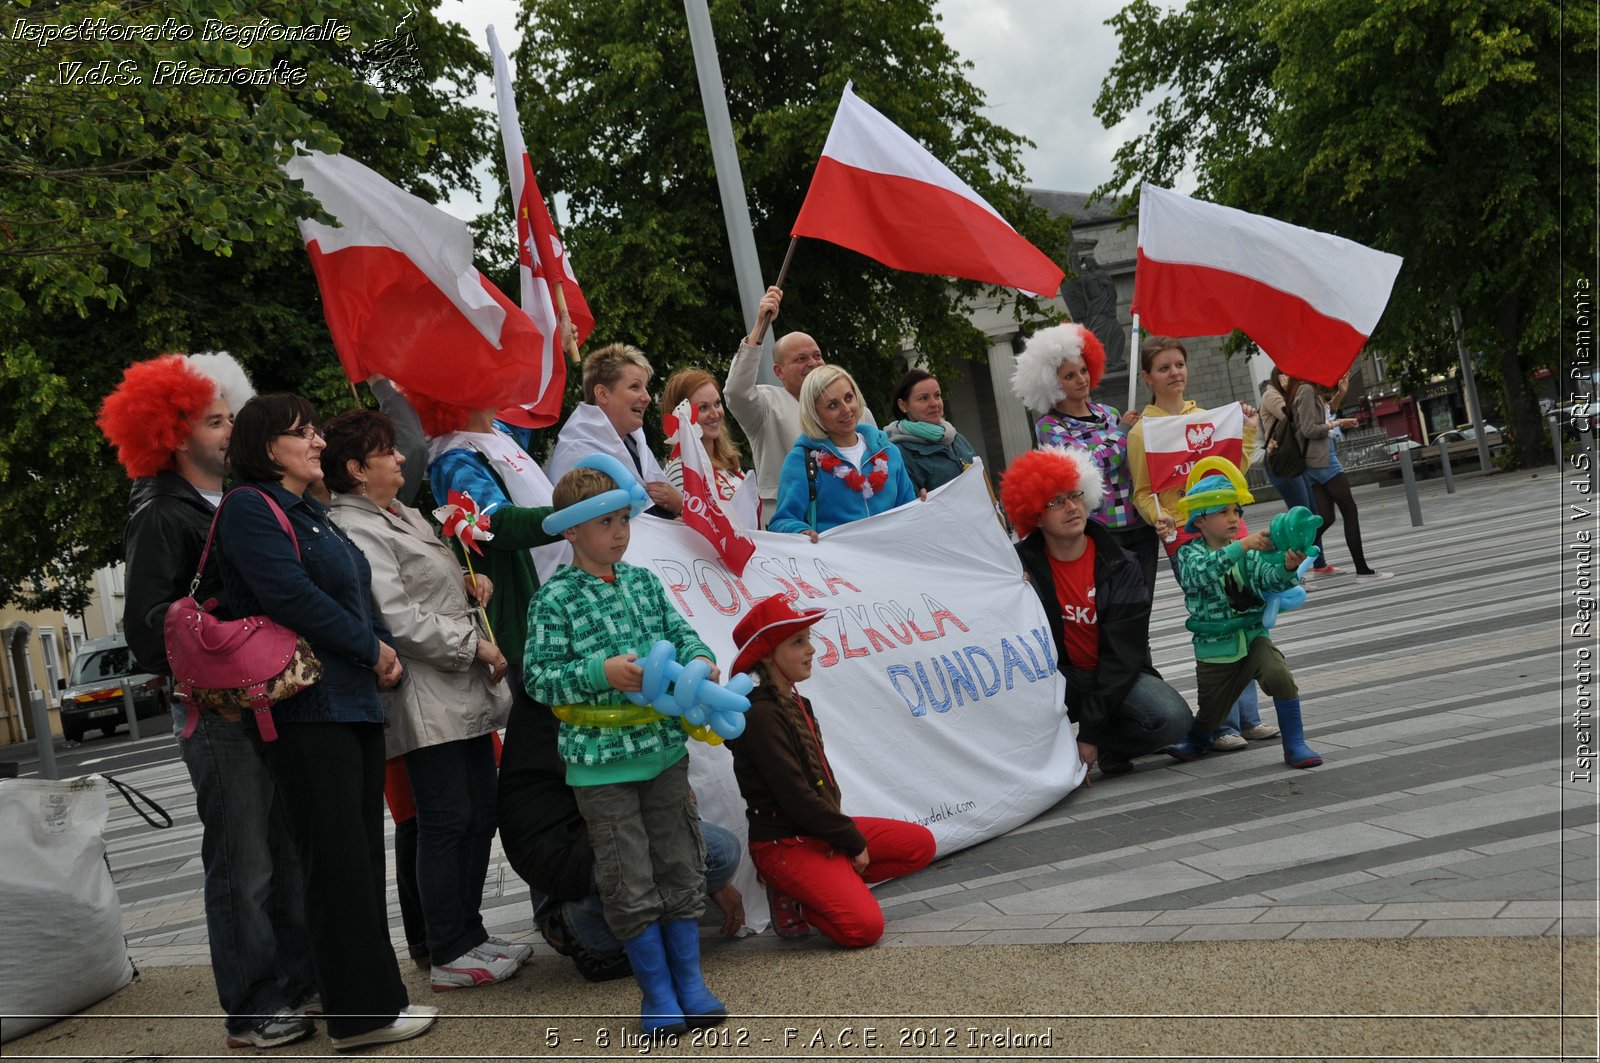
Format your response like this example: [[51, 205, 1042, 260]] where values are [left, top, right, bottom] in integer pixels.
[[58, 635, 168, 743], [1385, 437, 1424, 462], [1435, 423, 1505, 451]]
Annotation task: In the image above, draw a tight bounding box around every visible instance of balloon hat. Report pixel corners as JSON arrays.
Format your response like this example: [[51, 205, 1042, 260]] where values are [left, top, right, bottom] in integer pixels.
[[1181, 456, 1255, 532], [541, 452, 651, 535]]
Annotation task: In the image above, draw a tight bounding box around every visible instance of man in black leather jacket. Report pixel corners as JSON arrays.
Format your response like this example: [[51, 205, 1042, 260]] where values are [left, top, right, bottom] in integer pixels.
[[102, 353, 318, 1050], [1002, 446, 1193, 778]]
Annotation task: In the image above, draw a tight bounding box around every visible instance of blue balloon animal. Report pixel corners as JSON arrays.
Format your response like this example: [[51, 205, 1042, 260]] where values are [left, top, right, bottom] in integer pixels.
[[625, 640, 753, 742]]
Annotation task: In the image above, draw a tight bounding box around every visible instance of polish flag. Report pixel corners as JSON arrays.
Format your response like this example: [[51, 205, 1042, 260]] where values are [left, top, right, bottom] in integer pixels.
[[1141, 402, 1246, 494], [1134, 184, 1403, 387], [285, 149, 547, 413], [487, 25, 594, 429], [791, 83, 1065, 296], [665, 400, 756, 577]]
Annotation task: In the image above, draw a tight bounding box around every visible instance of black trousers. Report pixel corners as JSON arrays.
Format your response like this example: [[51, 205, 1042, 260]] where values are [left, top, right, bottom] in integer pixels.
[[263, 720, 409, 1039]]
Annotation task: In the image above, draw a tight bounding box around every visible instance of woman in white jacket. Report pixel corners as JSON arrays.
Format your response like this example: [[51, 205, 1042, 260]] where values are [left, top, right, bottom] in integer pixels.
[[323, 410, 528, 993]]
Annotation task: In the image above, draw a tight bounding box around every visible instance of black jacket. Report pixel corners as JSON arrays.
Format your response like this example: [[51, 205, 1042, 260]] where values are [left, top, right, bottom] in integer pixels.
[[496, 682, 595, 902], [123, 472, 221, 676], [1015, 523, 1160, 746]]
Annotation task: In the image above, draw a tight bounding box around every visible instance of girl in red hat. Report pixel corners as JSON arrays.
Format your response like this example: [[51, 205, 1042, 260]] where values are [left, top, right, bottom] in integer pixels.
[[725, 596, 936, 947]]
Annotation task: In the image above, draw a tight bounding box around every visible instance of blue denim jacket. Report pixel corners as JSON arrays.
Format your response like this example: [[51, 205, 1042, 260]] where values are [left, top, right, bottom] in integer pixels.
[[215, 481, 390, 725]]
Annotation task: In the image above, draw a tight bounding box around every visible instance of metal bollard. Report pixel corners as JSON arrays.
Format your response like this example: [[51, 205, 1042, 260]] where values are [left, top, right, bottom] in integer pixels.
[[1437, 441, 1455, 494], [1551, 416, 1565, 471], [121, 682, 142, 742], [29, 690, 58, 780], [1398, 447, 1425, 527]]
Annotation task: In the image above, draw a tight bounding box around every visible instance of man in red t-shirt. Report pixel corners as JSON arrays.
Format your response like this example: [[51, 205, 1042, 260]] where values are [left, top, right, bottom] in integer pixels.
[[1003, 447, 1193, 777]]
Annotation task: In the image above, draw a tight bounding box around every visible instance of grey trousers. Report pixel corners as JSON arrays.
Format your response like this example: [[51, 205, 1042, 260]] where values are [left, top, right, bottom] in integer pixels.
[[572, 756, 707, 942]]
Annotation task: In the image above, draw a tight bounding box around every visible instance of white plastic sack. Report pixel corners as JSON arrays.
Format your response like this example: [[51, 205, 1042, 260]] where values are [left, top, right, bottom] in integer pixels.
[[0, 776, 135, 1043]]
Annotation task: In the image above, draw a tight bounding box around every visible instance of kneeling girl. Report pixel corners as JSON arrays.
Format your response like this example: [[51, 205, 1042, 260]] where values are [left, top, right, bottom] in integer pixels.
[[726, 596, 935, 947]]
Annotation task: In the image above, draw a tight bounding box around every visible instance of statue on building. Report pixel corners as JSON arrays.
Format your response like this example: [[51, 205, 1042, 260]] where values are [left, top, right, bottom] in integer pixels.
[[1063, 241, 1127, 375]]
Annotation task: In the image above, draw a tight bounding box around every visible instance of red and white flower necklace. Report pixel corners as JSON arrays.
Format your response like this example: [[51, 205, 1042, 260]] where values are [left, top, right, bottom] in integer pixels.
[[816, 450, 889, 499]]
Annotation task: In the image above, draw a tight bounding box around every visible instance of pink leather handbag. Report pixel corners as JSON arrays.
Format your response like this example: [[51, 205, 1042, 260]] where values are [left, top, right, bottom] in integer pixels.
[[164, 487, 323, 742]]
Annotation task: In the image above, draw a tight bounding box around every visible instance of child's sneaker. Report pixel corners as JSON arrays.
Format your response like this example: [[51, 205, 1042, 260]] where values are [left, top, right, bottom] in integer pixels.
[[224, 1011, 313, 1049], [1211, 732, 1248, 751], [1241, 724, 1280, 740], [765, 883, 809, 938], [431, 944, 523, 991]]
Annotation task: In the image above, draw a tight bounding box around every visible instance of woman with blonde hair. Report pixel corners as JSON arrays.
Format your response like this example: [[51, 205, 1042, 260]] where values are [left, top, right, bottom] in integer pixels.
[[769, 365, 917, 539]]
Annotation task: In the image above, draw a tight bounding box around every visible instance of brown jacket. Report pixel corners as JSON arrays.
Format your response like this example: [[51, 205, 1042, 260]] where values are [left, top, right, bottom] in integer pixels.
[[726, 686, 866, 854]]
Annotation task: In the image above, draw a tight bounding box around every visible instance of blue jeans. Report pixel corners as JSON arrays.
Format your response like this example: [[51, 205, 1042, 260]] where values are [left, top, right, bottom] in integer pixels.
[[404, 733, 499, 966], [1224, 681, 1262, 731], [176, 707, 316, 1034], [1068, 669, 1192, 759], [540, 819, 741, 959]]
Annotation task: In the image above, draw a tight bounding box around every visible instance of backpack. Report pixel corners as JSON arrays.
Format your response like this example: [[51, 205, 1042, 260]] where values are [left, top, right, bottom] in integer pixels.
[[1265, 398, 1307, 478]]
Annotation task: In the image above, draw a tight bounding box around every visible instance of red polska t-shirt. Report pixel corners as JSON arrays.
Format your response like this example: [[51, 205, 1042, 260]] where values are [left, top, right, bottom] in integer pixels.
[[1047, 539, 1099, 671]]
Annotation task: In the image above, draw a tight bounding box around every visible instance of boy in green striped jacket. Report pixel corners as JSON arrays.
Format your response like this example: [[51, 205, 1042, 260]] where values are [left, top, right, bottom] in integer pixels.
[[526, 463, 727, 1037]]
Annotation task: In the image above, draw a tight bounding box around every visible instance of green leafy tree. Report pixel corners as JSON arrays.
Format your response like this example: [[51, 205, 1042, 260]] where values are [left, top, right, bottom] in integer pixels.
[[0, 0, 490, 610], [1095, 0, 1594, 466], [510, 0, 1070, 421]]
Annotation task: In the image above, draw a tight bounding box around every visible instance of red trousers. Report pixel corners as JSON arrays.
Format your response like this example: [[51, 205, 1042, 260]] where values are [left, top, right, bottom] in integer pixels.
[[750, 817, 936, 948]]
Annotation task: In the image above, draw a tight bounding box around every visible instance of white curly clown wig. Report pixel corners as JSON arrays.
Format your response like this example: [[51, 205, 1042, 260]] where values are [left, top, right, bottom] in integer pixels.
[[1009, 323, 1108, 413], [999, 445, 1106, 537], [183, 351, 256, 414]]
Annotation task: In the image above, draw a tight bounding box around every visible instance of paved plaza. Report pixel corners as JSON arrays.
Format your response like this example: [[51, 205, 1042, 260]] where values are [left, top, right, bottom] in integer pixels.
[[9, 463, 1596, 1059]]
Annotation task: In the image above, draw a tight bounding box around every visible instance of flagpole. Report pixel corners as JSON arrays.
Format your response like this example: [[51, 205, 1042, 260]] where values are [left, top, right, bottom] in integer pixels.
[[746, 237, 800, 348], [1127, 311, 1141, 415]]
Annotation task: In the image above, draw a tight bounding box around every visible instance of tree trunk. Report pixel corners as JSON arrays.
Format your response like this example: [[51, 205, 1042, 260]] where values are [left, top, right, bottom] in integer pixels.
[[1495, 295, 1546, 468]]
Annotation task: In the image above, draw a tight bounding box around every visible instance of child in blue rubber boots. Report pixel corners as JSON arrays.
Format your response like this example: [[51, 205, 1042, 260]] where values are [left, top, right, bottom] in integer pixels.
[[1168, 460, 1322, 769], [526, 457, 728, 1036]]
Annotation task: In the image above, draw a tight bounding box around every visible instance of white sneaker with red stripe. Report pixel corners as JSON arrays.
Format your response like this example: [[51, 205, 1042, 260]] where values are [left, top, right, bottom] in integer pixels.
[[431, 944, 522, 991]]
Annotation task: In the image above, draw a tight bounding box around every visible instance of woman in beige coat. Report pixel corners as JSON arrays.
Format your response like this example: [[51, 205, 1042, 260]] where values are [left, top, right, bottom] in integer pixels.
[[323, 410, 528, 994]]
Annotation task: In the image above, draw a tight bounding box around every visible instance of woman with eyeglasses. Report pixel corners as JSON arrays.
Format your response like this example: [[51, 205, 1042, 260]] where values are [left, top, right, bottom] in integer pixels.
[[213, 395, 436, 1051]]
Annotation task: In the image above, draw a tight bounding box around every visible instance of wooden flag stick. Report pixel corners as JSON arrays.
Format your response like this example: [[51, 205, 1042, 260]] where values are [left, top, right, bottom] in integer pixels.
[[552, 282, 582, 365], [747, 237, 800, 347]]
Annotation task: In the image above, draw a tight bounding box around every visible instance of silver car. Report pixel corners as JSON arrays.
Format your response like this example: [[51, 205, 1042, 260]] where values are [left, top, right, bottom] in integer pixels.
[[58, 636, 168, 743]]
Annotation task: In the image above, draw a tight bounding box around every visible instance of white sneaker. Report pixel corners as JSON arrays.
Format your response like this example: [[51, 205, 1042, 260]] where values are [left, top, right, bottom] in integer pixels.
[[330, 1006, 436, 1051], [1211, 732, 1249, 752], [431, 945, 523, 991], [482, 934, 534, 964], [1353, 570, 1395, 583]]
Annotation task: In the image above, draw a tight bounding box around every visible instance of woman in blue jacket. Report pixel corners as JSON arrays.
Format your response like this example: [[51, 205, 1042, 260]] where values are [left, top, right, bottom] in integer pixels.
[[769, 365, 918, 538], [214, 394, 436, 1051]]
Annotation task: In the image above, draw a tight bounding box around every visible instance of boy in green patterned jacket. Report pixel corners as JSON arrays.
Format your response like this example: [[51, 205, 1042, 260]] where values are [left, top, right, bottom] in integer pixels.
[[526, 464, 726, 1036], [1168, 467, 1323, 770]]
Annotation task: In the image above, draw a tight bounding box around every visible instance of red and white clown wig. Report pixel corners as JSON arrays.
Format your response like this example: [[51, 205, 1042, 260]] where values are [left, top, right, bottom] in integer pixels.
[[1008, 323, 1108, 413], [97, 352, 254, 477], [999, 445, 1106, 538]]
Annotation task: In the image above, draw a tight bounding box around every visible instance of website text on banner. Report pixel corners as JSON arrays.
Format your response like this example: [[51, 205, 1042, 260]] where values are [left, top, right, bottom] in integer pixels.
[[626, 464, 1084, 878]]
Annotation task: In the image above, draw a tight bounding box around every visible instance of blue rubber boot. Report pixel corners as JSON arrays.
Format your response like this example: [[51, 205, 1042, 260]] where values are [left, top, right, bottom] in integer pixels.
[[1275, 698, 1323, 768], [661, 919, 727, 1028], [621, 924, 686, 1037], [1165, 724, 1216, 762]]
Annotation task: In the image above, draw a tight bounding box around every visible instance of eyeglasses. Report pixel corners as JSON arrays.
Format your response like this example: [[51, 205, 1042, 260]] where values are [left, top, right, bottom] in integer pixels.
[[1043, 491, 1085, 509], [278, 425, 323, 441]]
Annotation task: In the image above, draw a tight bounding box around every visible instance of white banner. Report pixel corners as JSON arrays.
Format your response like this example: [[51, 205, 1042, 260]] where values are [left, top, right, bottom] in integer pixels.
[[626, 463, 1084, 930]]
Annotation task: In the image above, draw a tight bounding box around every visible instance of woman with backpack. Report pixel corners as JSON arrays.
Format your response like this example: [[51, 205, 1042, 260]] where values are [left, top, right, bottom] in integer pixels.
[[1289, 371, 1394, 583], [1260, 365, 1334, 577]]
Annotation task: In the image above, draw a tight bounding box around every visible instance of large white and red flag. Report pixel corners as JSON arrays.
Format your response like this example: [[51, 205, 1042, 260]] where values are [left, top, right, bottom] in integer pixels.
[[664, 400, 756, 577], [487, 25, 594, 428], [284, 149, 547, 412], [791, 82, 1065, 296], [1134, 183, 1403, 387], [1141, 402, 1246, 494]]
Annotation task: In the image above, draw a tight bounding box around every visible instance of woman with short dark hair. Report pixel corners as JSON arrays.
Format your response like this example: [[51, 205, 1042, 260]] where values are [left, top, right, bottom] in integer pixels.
[[884, 369, 978, 494], [213, 395, 435, 1051], [321, 408, 529, 994]]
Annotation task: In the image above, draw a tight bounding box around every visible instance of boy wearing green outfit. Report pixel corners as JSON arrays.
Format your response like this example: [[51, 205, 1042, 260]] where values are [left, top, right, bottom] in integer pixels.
[[525, 462, 727, 1036]]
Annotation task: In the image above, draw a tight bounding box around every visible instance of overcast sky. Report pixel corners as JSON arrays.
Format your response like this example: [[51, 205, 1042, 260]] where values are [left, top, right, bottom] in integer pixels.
[[443, 0, 1145, 217]]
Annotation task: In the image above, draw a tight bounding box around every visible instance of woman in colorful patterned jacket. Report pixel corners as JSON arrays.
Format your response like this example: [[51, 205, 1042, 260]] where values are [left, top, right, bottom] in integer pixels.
[[769, 365, 918, 540], [1011, 323, 1154, 594]]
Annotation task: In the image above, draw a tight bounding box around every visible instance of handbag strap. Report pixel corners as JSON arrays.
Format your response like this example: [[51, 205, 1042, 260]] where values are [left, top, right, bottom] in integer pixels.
[[104, 773, 173, 830], [189, 486, 302, 597]]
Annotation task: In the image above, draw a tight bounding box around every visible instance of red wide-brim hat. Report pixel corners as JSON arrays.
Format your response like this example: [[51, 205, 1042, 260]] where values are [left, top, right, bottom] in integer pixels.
[[731, 595, 827, 676]]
